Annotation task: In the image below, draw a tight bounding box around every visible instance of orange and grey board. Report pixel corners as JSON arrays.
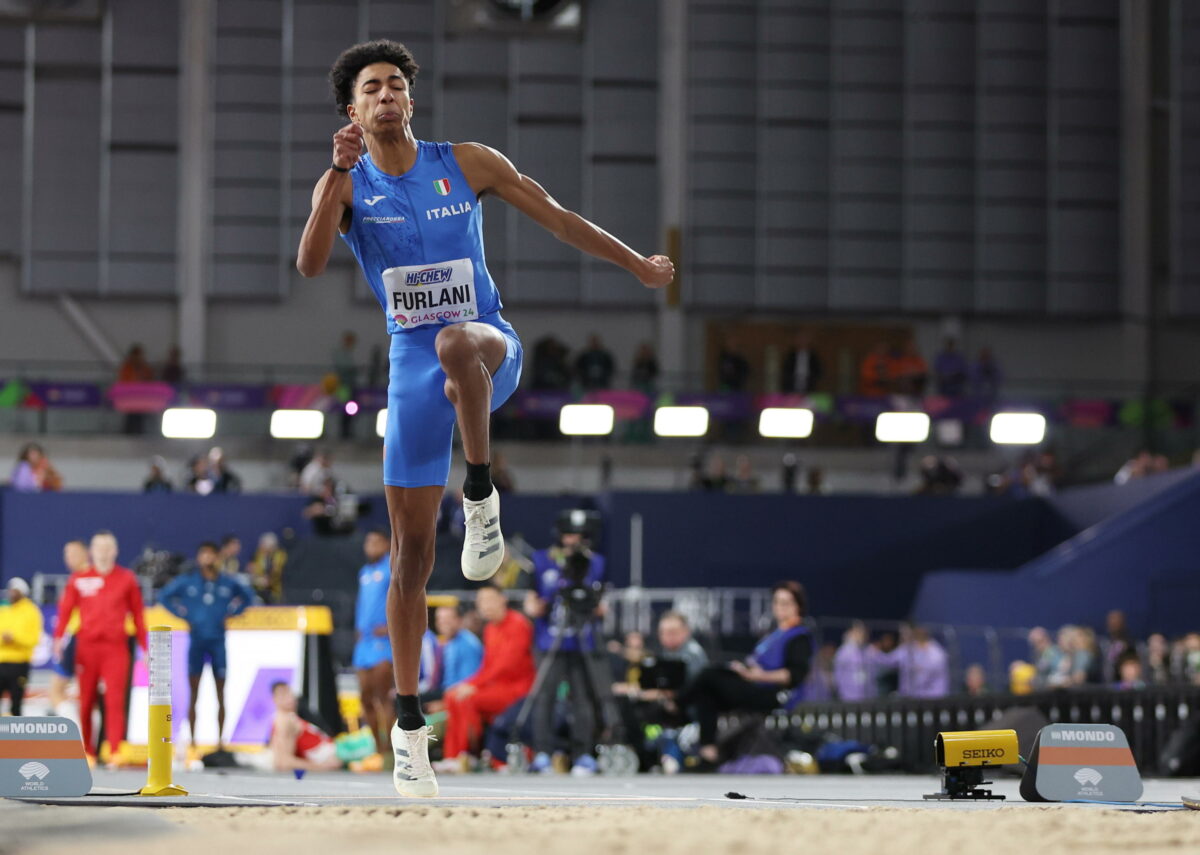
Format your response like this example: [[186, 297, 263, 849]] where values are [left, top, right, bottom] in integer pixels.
[[1020, 723, 1143, 803], [0, 717, 93, 798]]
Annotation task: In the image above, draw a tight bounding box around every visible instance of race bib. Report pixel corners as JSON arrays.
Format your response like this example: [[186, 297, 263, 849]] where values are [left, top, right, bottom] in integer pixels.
[[381, 257, 479, 329]]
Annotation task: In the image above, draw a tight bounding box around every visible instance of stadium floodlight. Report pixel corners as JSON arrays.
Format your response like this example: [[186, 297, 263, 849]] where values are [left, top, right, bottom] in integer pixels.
[[875, 411, 930, 443], [270, 409, 325, 440], [161, 408, 216, 440], [758, 407, 814, 439], [559, 403, 615, 436], [376, 408, 388, 438], [990, 412, 1046, 445], [653, 406, 709, 438]]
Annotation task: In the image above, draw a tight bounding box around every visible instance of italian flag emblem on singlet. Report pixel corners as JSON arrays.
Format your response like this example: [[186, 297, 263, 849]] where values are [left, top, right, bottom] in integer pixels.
[[433, 178, 451, 196]]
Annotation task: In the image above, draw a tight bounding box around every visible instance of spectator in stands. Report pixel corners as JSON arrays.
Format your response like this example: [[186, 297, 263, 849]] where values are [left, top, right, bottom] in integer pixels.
[[895, 625, 949, 698], [692, 453, 729, 492], [491, 451, 516, 494], [781, 329, 822, 394], [804, 642, 837, 701], [833, 622, 876, 702], [1114, 450, 1154, 485], [299, 448, 335, 496], [303, 477, 360, 536], [1145, 633, 1172, 685], [873, 631, 900, 694], [574, 334, 616, 390], [1026, 626, 1063, 688], [440, 585, 535, 772], [248, 532, 287, 604], [332, 331, 359, 391], [0, 578, 42, 717], [806, 466, 828, 495], [143, 456, 173, 493], [971, 346, 1002, 400], [933, 338, 968, 398], [53, 531, 147, 764], [268, 682, 341, 772], [351, 528, 392, 759], [891, 338, 928, 397], [207, 447, 241, 494], [1180, 633, 1200, 685], [118, 344, 154, 383], [964, 663, 988, 696], [1115, 652, 1146, 690], [10, 442, 62, 492], [727, 455, 759, 493], [716, 335, 751, 392], [609, 630, 646, 690], [422, 605, 484, 712], [675, 581, 811, 771], [657, 612, 709, 683], [217, 535, 242, 580], [161, 346, 185, 385], [1048, 625, 1096, 687], [916, 455, 962, 495], [158, 542, 255, 754], [1104, 609, 1133, 681], [859, 342, 890, 397], [186, 455, 214, 495], [531, 335, 571, 390], [630, 342, 659, 394]]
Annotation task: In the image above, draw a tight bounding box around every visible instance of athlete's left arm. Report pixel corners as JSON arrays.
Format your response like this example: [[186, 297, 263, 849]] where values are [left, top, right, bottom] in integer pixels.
[[455, 143, 674, 289]]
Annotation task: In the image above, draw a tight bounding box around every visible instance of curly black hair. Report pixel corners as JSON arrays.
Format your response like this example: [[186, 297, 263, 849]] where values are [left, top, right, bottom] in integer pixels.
[[328, 39, 420, 117]]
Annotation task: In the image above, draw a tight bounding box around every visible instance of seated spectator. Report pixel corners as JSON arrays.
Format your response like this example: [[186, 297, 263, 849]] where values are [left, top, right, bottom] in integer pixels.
[[530, 335, 571, 390], [610, 630, 647, 692], [692, 453, 729, 492], [916, 455, 962, 496], [422, 605, 484, 712], [1114, 653, 1146, 691], [656, 612, 709, 684], [674, 581, 811, 771], [143, 456, 173, 493], [439, 585, 535, 772], [971, 346, 1002, 400], [1027, 626, 1063, 688], [1104, 609, 1133, 682], [208, 447, 241, 494], [267, 682, 341, 772], [964, 663, 988, 696], [574, 334, 615, 390], [1047, 625, 1097, 687], [1180, 633, 1200, 686], [11, 443, 62, 492], [1114, 450, 1154, 485], [894, 625, 949, 699], [186, 454, 215, 495], [247, 532, 287, 604], [1145, 633, 1172, 685], [873, 631, 900, 695], [803, 642, 837, 701], [118, 343, 154, 383], [303, 478, 360, 536], [933, 337, 968, 397], [299, 449, 334, 496]]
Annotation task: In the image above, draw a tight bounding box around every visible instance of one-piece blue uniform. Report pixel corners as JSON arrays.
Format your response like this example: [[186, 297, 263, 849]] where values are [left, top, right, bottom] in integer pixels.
[[340, 141, 523, 487]]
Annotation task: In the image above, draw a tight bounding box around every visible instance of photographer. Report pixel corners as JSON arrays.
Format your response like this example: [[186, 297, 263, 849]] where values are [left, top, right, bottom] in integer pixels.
[[523, 510, 607, 776]]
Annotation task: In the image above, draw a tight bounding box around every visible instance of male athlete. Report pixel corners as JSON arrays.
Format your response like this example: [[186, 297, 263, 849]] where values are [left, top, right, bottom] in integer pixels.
[[297, 40, 673, 797]]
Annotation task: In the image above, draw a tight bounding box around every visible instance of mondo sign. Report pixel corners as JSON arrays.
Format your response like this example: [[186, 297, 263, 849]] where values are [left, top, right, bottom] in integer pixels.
[[0, 717, 92, 798], [1020, 723, 1143, 803]]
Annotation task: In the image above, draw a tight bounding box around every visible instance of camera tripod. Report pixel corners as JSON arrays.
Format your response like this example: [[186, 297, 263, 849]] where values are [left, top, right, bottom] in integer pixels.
[[507, 597, 637, 774]]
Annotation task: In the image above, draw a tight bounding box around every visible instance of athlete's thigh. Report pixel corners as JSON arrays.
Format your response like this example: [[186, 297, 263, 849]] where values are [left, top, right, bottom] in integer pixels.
[[436, 321, 508, 376], [383, 484, 444, 541], [385, 340, 457, 487]]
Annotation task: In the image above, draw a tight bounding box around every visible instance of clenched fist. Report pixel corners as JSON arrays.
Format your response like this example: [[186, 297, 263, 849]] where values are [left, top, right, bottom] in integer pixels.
[[333, 122, 365, 171], [638, 254, 675, 289]]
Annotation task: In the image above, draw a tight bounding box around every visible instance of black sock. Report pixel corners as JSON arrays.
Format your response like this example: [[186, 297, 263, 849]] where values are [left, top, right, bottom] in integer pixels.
[[463, 461, 492, 502], [394, 694, 425, 731]]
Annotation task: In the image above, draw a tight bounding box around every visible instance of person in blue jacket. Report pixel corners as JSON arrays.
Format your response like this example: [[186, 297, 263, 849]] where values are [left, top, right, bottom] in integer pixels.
[[158, 541, 255, 752]]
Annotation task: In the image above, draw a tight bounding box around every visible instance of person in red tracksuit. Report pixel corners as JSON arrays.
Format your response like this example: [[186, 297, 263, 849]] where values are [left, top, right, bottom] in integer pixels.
[[441, 584, 534, 766], [53, 530, 148, 762]]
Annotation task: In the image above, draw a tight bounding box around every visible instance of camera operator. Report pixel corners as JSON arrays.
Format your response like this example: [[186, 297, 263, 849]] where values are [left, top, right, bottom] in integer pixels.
[[522, 511, 607, 776]]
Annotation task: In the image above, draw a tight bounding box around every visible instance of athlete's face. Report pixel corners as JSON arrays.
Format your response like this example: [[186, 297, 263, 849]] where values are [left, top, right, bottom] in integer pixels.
[[363, 532, 390, 563], [348, 62, 414, 137], [63, 542, 89, 573], [90, 534, 118, 572]]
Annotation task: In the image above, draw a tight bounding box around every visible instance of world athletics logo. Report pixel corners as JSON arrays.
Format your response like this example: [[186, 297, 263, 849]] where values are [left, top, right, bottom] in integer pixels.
[[19, 761, 50, 781], [1073, 767, 1103, 786]]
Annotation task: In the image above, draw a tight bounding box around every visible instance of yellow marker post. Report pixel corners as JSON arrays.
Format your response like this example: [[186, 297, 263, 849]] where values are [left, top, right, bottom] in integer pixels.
[[139, 626, 188, 797]]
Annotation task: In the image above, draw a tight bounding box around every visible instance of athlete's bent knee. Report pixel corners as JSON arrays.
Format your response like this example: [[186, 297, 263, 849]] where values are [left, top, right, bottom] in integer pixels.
[[435, 325, 476, 367]]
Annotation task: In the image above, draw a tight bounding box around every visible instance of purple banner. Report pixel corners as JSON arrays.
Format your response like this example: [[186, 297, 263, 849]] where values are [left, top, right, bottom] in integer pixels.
[[676, 392, 754, 421], [511, 390, 574, 419], [186, 384, 268, 411], [582, 389, 651, 420], [354, 388, 388, 410], [27, 381, 103, 409]]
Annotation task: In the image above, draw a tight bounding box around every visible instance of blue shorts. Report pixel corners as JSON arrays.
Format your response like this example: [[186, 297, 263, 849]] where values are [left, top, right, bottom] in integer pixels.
[[353, 636, 393, 671], [188, 635, 227, 680], [383, 312, 523, 488], [51, 636, 76, 678]]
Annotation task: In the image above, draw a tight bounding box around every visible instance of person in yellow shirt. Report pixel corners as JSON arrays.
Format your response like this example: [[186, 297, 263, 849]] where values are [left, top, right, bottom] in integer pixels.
[[0, 577, 44, 716]]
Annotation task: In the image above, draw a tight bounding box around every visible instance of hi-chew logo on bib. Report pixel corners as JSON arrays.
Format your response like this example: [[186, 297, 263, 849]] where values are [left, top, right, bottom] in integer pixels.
[[433, 178, 451, 196], [382, 257, 478, 329]]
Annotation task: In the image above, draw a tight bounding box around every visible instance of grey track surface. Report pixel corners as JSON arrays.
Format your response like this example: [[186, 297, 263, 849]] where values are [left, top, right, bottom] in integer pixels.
[[7, 769, 1198, 811]]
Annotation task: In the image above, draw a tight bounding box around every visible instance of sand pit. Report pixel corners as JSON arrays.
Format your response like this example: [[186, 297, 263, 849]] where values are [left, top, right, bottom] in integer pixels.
[[16, 804, 1200, 855]]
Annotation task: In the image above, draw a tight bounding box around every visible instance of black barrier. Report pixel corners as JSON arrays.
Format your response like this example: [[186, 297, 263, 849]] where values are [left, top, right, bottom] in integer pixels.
[[768, 687, 1200, 776]]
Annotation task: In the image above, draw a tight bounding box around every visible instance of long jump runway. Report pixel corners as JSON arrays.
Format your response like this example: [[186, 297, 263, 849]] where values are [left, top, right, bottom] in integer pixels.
[[6, 772, 1199, 855]]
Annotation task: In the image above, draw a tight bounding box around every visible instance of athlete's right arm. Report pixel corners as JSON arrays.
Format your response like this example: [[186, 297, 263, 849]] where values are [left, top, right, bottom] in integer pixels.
[[296, 122, 362, 278]]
